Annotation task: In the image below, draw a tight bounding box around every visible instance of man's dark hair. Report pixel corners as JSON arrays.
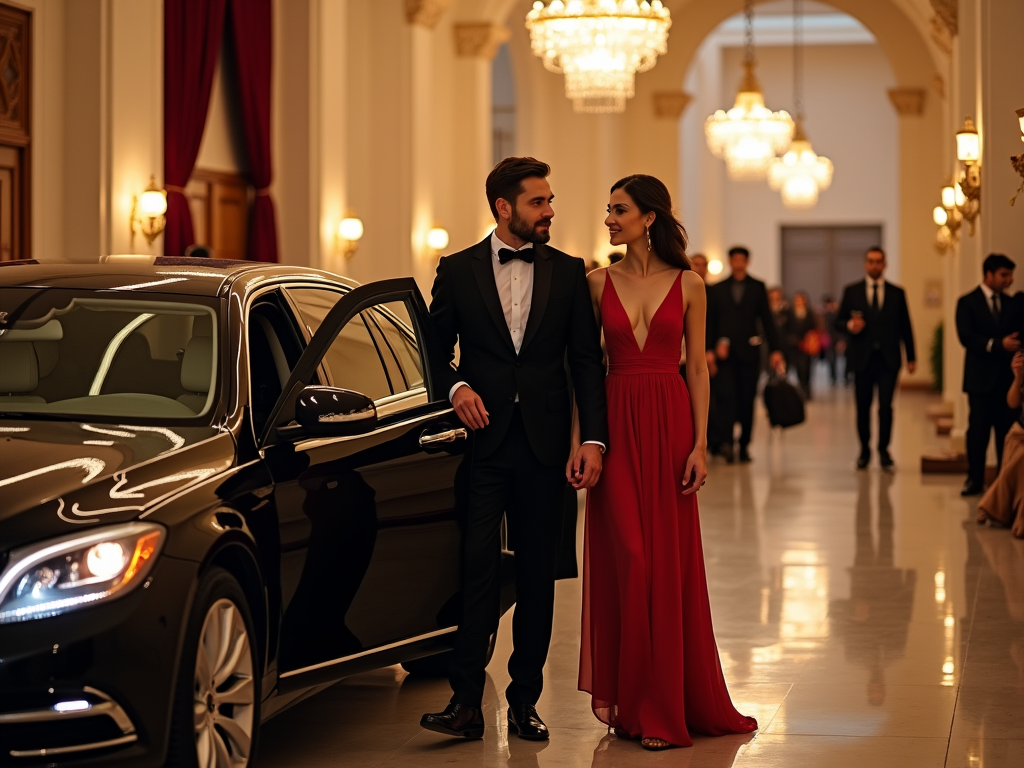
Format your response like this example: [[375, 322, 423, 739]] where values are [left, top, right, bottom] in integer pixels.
[[485, 157, 551, 221], [728, 246, 750, 259], [866, 246, 885, 258], [983, 253, 1015, 275]]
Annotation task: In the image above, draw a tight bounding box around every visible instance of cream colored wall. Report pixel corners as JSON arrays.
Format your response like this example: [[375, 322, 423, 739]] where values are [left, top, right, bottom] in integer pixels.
[[683, 42, 899, 285]]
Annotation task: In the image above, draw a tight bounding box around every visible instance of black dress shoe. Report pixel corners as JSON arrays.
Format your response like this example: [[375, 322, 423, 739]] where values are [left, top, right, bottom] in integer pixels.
[[856, 455, 870, 470], [507, 703, 549, 741], [738, 447, 752, 463], [879, 453, 895, 472], [721, 443, 735, 464], [421, 703, 484, 739], [961, 480, 984, 497]]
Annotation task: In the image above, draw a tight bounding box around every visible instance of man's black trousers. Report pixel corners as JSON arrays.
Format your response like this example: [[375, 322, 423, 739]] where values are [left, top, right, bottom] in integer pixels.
[[449, 406, 565, 708]]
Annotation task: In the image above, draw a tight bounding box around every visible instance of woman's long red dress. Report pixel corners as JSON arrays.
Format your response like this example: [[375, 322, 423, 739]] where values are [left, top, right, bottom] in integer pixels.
[[579, 270, 757, 746]]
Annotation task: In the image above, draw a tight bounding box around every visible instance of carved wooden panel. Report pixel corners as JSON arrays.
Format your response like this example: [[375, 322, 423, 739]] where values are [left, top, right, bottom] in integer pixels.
[[0, 3, 29, 141], [0, 3, 29, 260], [186, 168, 250, 260]]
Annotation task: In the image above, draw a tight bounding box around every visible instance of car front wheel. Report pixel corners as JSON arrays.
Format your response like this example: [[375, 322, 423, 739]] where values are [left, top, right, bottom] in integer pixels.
[[168, 567, 259, 768]]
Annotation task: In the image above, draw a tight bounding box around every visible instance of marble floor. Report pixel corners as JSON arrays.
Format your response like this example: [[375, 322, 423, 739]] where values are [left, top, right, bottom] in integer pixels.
[[259, 382, 1023, 768]]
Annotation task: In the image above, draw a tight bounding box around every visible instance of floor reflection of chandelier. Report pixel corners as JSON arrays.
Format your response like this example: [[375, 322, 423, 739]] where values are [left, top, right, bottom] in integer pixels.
[[767, 0, 833, 209], [704, 0, 793, 180], [525, 0, 672, 114]]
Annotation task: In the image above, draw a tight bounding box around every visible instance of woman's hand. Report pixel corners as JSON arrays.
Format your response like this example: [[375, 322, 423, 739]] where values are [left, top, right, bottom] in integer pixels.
[[1013, 350, 1024, 380], [681, 446, 708, 496]]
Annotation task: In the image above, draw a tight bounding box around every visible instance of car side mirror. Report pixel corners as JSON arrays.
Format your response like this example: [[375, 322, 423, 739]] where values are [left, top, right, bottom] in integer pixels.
[[293, 386, 377, 437]]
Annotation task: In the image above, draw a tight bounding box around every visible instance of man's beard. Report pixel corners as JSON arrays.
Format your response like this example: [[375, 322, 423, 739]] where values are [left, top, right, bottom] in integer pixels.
[[509, 207, 552, 244]]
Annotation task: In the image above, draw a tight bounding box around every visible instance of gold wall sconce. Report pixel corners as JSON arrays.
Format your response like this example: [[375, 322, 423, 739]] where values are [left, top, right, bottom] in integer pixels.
[[954, 117, 981, 233], [335, 215, 364, 259], [1011, 107, 1024, 207], [130, 175, 167, 250], [933, 179, 965, 254], [425, 226, 449, 258]]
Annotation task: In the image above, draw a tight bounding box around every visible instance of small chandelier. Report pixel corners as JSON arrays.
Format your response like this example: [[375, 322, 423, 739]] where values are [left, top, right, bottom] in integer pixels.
[[705, 0, 793, 181], [767, 0, 833, 208], [525, 0, 672, 114]]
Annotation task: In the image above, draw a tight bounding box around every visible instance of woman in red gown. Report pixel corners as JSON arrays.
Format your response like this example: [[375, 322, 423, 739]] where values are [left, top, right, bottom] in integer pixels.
[[572, 175, 757, 750]]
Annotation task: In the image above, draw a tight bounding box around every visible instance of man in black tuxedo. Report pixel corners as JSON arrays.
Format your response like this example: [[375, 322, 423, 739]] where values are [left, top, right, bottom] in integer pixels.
[[421, 157, 608, 741], [706, 246, 785, 463], [955, 253, 1022, 496], [835, 247, 916, 471]]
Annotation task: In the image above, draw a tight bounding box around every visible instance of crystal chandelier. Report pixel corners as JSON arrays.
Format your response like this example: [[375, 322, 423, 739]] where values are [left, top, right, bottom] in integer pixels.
[[704, 0, 793, 181], [525, 0, 672, 114], [768, 0, 833, 208]]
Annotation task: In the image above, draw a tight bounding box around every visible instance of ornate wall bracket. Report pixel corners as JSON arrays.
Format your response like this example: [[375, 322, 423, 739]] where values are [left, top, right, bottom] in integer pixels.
[[454, 23, 510, 59], [405, 0, 451, 30], [887, 88, 926, 116], [652, 91, 692, 119]]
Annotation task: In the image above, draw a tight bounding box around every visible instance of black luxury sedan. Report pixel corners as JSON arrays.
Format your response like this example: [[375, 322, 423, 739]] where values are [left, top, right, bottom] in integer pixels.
[[0, 258, 526, 766]]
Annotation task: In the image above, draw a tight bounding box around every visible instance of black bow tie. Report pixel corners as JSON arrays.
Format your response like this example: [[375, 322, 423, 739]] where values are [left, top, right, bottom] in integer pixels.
[[498, 247, 534, 265]]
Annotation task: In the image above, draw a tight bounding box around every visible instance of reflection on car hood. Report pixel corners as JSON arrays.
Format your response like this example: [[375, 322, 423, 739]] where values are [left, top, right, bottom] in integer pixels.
[[0, 421, 235, 550]]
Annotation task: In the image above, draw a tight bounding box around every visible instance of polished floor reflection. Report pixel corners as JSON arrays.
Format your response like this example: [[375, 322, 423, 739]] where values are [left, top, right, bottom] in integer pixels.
[[259, 387, 1022, 767]]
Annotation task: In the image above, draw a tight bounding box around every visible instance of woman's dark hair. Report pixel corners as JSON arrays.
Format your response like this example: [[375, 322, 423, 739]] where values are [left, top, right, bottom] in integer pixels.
[[609, 175, 690, 270], [486, 157, 551, 221]]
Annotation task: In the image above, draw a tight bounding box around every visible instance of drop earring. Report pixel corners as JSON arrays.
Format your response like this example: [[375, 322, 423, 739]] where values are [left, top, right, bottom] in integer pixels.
[[645, 225, 652, 252]]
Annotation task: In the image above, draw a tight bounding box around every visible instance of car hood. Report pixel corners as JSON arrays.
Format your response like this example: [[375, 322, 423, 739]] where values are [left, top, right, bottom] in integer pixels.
[[0, 421, 235, 550]]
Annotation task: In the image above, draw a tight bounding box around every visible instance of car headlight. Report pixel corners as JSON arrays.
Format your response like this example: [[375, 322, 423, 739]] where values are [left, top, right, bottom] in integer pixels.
[[0, 523, 165, 624]]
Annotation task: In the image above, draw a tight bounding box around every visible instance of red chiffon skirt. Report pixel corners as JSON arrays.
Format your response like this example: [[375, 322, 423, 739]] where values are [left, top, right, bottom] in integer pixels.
[[579, 367, 757, 746]]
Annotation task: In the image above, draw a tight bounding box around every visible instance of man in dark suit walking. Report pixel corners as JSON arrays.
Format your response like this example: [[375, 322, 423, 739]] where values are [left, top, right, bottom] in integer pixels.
[[835, 247, 916, 471], [955, 253, 1022, 496], [421, 157, 608, 741], [706, 246, 785, 463]]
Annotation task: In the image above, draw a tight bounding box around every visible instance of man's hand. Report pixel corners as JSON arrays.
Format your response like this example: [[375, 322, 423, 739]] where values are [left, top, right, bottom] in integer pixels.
[[705, 350, 718, 377], [907, 361, 917, 374], [1003, 332, 1021, 352], [569, 443, 603, 490], [452, 385, 489, 430], [769, 350, 786, 374], [847, 315, 866, 334], [715, 341, 730, 361], [1012, 350, 1024, 379]]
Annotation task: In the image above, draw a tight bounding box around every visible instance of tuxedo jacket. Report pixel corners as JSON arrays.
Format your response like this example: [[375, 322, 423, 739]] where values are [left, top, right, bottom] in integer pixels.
[[835, 280, 916, 374], [956, 286, 1024, 395], [429, 237, 608, 467], [705, 275, 782, 363]]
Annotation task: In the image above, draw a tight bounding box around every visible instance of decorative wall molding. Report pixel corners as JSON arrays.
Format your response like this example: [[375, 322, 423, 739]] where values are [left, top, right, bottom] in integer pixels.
[[454, 23, 510, 59], [887, 88, 926, 116], [929, 15, 953, 55], [652, 90, 692, 119], [931, 73, 946, 101], [930, 0, 957, 37], [405, 0, 451, 30]]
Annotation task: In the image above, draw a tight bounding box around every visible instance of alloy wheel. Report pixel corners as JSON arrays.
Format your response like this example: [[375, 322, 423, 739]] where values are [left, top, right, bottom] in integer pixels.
[[193, 598, 255, 767]]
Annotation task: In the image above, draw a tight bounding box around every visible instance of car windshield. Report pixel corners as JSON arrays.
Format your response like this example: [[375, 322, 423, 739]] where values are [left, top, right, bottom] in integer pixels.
[[0, 288, 219, 421]]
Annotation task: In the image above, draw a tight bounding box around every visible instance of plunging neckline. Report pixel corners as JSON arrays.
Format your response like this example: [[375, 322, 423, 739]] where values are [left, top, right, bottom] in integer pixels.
[[605, 270, 683, 355]]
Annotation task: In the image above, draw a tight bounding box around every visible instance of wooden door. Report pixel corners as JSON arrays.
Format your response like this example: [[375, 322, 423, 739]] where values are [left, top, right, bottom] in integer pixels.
[[0, 3, 30, 262], [185, 168, 250, 259], [781, 225, 883, 303]]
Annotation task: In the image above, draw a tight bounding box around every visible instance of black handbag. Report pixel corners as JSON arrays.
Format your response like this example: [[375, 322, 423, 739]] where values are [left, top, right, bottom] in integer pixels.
[[763, 375, 806, 428]]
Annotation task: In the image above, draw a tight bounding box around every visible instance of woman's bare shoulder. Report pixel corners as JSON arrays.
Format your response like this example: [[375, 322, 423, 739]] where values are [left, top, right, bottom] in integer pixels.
[[587, 266, 609, 294], [681, 269, 705, 295]]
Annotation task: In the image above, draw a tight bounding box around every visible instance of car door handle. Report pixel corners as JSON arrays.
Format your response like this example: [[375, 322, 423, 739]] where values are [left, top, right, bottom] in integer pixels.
[[418, 427, 468, 446]]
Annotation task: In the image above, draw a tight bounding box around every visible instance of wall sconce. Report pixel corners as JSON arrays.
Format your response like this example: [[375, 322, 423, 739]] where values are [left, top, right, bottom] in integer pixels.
[[955, 116, 981, 233], [933, 179, 964, 254], [425, 226, 449, 257], [129, 175, 167, 251], [1011, 107, 1024, 207], [335, 215, 364, 259]]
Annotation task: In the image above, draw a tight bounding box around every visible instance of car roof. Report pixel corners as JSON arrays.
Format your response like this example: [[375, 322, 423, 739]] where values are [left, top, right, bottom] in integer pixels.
[[0, 258, 358, 297]]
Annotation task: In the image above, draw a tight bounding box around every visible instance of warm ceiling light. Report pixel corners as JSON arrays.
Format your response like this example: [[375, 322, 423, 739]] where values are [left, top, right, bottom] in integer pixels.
[[768, 124, 833, 209], [955, 116, 980, 163], [941, 184, 956, 209], [525, 0, 672, 114], [705, 0, 793, 181]]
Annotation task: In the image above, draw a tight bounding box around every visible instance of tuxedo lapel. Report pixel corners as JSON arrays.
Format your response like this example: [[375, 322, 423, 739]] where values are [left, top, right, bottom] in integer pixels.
[[519, 243, 552, 354], [470, 239, 516, 352], [973, 287, 999, 334]]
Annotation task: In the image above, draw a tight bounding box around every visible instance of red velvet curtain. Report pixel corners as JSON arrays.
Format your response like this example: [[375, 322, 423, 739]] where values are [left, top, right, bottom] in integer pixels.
[[163, 0, 226, 256], [228, 0, 278, 263]]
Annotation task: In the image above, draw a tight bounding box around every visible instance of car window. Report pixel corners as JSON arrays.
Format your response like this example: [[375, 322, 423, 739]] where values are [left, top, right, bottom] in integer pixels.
[[285, 288, 392, 402], [365, 302, 425, 394]]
